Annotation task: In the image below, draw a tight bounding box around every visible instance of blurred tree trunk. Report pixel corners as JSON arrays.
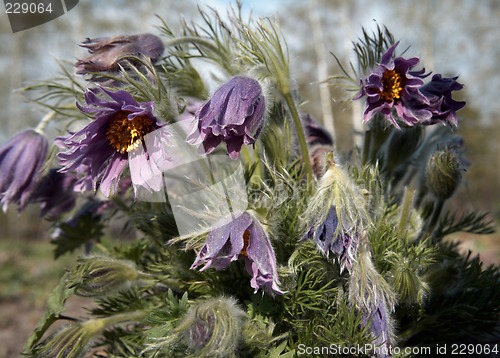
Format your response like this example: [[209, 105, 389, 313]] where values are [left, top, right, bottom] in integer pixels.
[[308, 0, 336, 148]]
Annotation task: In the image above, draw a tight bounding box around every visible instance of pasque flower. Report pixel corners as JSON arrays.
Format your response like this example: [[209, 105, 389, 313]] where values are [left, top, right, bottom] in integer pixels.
[[306, 206, 359, 273], [301, 113, 334, 177], [30, 169, 77, 218], [360, 302, 393, 356], [425, 146, 463, 200], [356, 41, 429, 128], [0, 129, 48, 211], [76, 33, 164, 75], [302, 113, 333, 146], [188, 76, 266, 159], [174, 297, 245, 356], [58, 87, 168, 197], [349, 248, 396, 356], [302, 155, 367, 273], [191, 212, 283, 296], [415, 74, 465, 127]]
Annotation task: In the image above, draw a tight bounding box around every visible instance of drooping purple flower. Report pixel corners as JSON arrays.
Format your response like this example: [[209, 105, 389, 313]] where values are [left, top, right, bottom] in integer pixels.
[[187, 76, 266, 160], [58, 87, 169, 197], [0, 129, 48, 211], [349, 249, 396, 357], [307, 206, 358, 273], [360, 303, 393, 357], [191, 212, 283, 296], [30, 169, 77, 218], [416, 74, 465, 127], [76, 33, 164, 75], [301, 113, 334, 146], [356, 42, 430, 128]]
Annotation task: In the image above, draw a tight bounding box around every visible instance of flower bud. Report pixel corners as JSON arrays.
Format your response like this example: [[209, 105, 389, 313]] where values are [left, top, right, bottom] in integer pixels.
[[33, 319, 106, 358], [425, 148, 462, 200], [68, 256, 139, 297], [349, 246, 396, 353], [175, 297, 245, 357], [303, 154, 369, 266], [382, 125, 424, 173]]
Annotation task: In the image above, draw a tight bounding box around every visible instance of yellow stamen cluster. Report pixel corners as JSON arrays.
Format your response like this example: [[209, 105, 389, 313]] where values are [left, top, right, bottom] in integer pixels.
[[106, 111, 154, 153], [380, 69, 403, 102], [240, 230, 251, 256]]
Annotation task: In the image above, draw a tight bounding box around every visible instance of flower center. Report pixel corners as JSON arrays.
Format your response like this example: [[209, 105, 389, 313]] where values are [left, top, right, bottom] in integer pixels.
[[240, 230, 250, 256], [106, 111, 154, 154], [380, 69, 403, 102]]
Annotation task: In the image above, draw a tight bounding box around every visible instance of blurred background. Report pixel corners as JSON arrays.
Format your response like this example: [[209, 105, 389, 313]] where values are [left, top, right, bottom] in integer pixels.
[[0, 0, 498, 355]]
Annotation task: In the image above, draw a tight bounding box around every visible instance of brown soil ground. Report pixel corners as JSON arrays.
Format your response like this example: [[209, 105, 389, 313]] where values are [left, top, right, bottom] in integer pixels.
[[0, 295, 95, 358]]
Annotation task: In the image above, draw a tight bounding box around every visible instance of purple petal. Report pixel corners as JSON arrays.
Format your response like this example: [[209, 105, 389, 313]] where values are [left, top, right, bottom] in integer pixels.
[[245, 219, 283, 295], [191, 213, 251, 271], [99, 155, 128, 197], [380, 41, 399, 66]]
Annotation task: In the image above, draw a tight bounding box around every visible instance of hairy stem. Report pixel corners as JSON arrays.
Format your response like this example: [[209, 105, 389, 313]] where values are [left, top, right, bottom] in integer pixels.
[[282, 91, 314, 187], [417, 198, 445, 243], [397, 186, 415, 237], [35, 111, 56, 134]]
